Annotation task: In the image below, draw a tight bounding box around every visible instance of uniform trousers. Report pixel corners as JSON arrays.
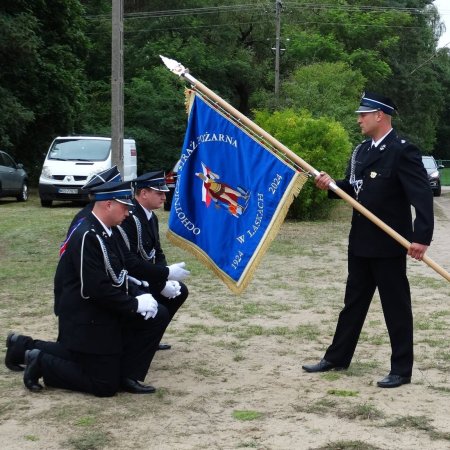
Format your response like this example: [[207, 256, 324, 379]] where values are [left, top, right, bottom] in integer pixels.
[[22, 305, 171, 397], [324, 252, 413, 377], [119, 281, 188, 382]]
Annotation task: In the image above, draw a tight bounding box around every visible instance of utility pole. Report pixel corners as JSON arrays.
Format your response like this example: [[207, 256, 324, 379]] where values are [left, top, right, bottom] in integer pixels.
[[111, 0, 124, 174], [274, 0, 282, 102]]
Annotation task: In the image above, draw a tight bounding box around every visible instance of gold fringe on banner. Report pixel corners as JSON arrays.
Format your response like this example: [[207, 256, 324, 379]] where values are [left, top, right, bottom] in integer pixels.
[[167, 171, 308, 294], [184, 88, 195, 114]]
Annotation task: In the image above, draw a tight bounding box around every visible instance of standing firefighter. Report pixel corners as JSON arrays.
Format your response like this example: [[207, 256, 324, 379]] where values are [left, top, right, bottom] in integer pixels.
[[302, 91, 434, 388]]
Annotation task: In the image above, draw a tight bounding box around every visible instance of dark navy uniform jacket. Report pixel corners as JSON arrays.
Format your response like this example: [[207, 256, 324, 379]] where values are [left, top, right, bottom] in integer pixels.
[[54, 213, 139, 355], [331, 129, 434, 257], [66, 202, 169, 294], [119, 201, 169, 293]]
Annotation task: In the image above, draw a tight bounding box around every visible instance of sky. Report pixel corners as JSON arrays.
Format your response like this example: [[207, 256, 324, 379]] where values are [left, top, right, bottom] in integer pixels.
[[434, 0, 450, 48]]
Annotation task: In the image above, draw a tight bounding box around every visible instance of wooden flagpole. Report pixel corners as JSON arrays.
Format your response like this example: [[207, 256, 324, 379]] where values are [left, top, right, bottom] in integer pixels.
[[160, 55, 450, 283]]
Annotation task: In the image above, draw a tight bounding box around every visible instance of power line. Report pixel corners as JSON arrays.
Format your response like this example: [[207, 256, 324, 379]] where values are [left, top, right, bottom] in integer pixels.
[[120, 22, 426, 35], [284, 2, 425, 14], [86, 4, 267, 20], [85, 2, 436, 21], [84, 20, 427, 37], [84, 2, 436, 44]]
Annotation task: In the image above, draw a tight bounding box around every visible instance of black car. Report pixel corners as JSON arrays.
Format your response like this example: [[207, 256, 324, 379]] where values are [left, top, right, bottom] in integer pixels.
[[0, 150, 29, 202], [421, 155, 443, 197]]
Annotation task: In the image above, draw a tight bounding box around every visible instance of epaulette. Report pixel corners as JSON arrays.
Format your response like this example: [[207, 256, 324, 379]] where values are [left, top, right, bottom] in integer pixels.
[[394, 132, 408, 146]]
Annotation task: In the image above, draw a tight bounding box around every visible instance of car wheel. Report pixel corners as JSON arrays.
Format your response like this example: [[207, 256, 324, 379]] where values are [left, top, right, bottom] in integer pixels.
[[40, 198, 53, 207], [16, 182, 28, 202], [433, 182, 441, 197]]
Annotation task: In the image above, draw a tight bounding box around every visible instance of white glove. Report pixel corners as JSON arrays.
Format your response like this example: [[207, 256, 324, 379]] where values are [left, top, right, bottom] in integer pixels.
[[160, 280, 181, 299], [167, 262, 190, 281], [136, 293, 158, 319], [128, 276, 149, 288], [141, 310, 156, 320]]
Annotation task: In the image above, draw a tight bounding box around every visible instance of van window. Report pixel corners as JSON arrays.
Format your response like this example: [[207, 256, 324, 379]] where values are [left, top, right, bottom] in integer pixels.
[[49, 139, 111, 161]]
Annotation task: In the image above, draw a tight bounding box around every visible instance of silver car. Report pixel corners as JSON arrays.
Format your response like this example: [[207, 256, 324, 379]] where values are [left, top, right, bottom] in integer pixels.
[[0, 150, 29, 201]]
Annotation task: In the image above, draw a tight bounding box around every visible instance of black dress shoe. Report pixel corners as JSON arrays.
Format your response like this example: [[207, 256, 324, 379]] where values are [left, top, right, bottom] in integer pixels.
[[157, 343, 171, 351], [377, 374, 411, 388], [5, 332, 25, 372], [121, 378, 156, 394], [23, 349, 43, 392], [302, 358, 348, 373]]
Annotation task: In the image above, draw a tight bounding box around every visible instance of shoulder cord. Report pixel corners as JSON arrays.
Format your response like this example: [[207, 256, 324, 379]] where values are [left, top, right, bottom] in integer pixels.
[[116, 225, 130, 251], [133, 215, 155, 261], [80, 230, 90, 299], [349, 144, 363, 198], [95, 234, 128, 287]]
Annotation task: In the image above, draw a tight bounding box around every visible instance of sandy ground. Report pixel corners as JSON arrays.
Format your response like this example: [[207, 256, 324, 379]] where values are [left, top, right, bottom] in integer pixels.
[[0, 189, 449, 450]]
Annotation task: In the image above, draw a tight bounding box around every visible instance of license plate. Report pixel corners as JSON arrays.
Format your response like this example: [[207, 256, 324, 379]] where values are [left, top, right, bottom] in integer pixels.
[[58, 188, 78, 194]]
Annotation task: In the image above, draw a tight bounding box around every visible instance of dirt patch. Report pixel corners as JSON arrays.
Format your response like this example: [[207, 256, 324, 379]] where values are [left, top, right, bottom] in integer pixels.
[[0, 191, 449, 450]]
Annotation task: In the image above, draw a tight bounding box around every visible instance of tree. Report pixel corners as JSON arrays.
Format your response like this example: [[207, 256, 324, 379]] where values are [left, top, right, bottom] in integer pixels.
[[0, 0, 89, 178], [379, 2, 445, 151], [266, 61, 365, 145], [124, 68, 187, 171], [433, 48, 450, 159], [0, 8, 40, 151], [254, 108, 350, 220], [3, 0, 450, 183], [119, 0, 275, 170]]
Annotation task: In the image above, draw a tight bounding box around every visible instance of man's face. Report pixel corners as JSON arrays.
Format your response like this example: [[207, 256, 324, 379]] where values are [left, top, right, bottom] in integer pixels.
[[357, 111, 382, 137], [109, 200, 130, 226], [137, 188, 166, 211]]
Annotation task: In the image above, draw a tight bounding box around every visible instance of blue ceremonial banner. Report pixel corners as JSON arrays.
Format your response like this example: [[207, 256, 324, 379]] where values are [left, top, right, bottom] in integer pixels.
[[167, 93, 307, 293]]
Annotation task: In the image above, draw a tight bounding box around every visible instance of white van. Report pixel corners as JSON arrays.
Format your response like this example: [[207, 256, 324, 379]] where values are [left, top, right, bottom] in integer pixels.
[[39, 136, 137, 207]]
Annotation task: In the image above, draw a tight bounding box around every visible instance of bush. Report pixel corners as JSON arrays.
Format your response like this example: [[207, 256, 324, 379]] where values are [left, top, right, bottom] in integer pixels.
[[254, 108, 350, 220]]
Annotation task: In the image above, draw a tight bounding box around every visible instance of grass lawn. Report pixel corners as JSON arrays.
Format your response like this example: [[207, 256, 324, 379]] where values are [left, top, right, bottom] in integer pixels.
[[0, 190, 449, 450], [440, 167, 450, 185]]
